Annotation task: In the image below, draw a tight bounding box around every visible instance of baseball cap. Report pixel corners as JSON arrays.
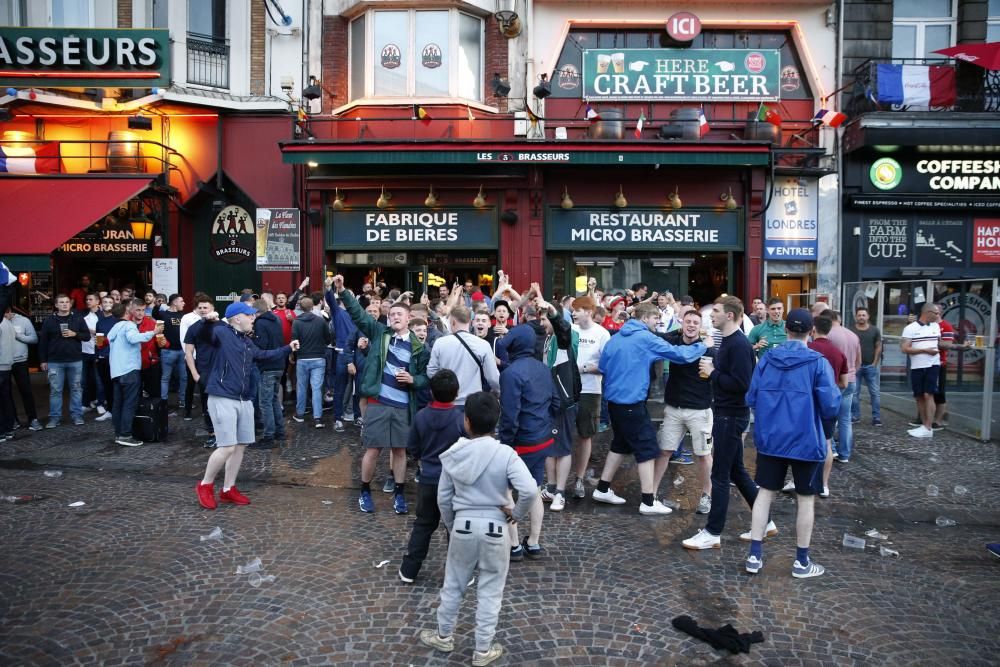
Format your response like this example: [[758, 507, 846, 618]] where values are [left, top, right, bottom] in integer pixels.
[[225, 301, 257, 319], [786, 308, 813, 333], [471, 291, 485, 302]]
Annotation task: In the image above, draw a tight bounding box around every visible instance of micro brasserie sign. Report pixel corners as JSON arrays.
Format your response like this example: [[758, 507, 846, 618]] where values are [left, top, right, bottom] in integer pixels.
[[582, 48, 780, 102], [327, 208, 498, 250], [547, 208, 742, 250], [0, 27, 170, 88]]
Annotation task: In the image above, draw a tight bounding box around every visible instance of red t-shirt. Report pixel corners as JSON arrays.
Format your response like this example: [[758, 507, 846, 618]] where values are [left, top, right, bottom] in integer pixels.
[[809, 337, 848, 385], [272, 307, 296, 344], [938, 318, 954, 365], [601, 315, 624, 333]]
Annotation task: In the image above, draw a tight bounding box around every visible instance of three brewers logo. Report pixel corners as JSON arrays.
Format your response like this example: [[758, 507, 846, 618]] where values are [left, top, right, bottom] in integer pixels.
[[380, 44, 401, 69], [210, 205, 253, 264], [421, 43, 442, 69], [870, 158, 902, 190], [557, 64, 580, 90]]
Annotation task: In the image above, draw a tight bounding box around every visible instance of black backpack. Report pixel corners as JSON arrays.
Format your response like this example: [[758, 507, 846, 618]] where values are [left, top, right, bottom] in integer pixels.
[[132, 397, 169, 442]]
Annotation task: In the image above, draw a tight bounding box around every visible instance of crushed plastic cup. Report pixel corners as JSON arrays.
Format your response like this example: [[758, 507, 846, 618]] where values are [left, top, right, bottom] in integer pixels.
[[935, 517, 957, 527], [236, 557, 263, 575], [879, 546, 899, 558], [67, 501, 86, 507], [929, 456, 940, 464], [673, 476, 685, 487], [200, 527, 224, 542], [954, 485, 968, 496], [247, 573, 276, 588], [926, 485, 939, 497], [43, 470, 63, 478], [842, 533, 866, 550], [865, 529, 888, 540], [321, 500, 334, 505]]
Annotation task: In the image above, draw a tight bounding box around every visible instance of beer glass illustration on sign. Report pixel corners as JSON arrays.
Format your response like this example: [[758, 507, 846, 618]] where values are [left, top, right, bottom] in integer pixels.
[[596, 54, 611, 74], [611, 53, 625, 74], [256, 209, 272, 261]]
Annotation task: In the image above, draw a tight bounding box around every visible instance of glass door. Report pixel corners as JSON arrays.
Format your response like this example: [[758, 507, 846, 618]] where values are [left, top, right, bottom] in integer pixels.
[[876, 279, 933, 420], [841, 281, 883, 330]]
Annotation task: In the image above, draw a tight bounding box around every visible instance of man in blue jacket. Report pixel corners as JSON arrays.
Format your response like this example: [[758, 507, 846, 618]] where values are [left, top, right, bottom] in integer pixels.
[[744, 308, 841, 578], [195, 302, 299, 510], [593, 303, 705, 515], [325, 283, 359, 433]]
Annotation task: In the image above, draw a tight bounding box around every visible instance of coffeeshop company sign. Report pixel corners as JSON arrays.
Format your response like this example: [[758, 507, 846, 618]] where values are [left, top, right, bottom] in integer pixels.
[[327, 208, 498, 250], [582, 48, 780, 102]]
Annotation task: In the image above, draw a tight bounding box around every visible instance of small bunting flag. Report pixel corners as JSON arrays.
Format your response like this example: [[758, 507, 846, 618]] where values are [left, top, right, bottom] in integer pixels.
[[756, 103, 781, 126], [585, 104, 600, 122], [813, 108, 847, 128], [634, 111, 645, 139], [698, 106, 710, 137], [416, 105, 432, 125]]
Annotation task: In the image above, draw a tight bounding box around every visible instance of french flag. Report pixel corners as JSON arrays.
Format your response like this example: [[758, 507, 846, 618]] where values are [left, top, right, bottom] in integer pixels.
[[0, 142, 60, 174], [876, 64, 956, 108], [698, 106, 709, 137]]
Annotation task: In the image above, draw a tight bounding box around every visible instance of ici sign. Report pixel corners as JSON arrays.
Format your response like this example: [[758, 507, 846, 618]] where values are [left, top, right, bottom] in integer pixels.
[[666, 12, 701, 42]]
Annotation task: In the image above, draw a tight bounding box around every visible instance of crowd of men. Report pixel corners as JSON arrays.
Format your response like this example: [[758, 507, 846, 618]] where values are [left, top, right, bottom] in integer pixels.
[[0, 263, 972, 665]]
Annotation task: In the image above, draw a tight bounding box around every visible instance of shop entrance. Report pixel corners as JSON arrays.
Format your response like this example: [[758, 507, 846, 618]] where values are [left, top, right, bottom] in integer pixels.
[[334, 252, 498, 300]]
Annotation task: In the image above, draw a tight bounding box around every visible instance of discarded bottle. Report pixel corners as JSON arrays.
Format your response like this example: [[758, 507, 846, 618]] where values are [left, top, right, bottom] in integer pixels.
[[200, 527, 224, 542], [247, 573, 276, 588], [865, 529, 888, 540], [236, 557, 263, 575], [842, 533, 866, 549], [673, 476, 685, 487], [879, 546, 899, 558], [43, 470, 63, 478], [954, 485, 968, 496], [935, 517, 957, 527], [926, 485, 939, 497], [2, 494, 40, 504]]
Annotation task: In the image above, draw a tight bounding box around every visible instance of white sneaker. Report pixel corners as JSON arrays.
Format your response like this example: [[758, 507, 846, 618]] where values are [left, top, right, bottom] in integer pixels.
[[95, 411, 112, 422], [819, 486, 830, 498], [550, 492, 566, 512], [682, 529, 720, 550], [539, 487, 554, 503], [639, 500, 672, 516], [907, 425, 933, 438], [781, 480, 796, 493], [592, 488, 627, 505], [696, 493, 711, 514], [96, 405, 107, 416], [740, 520, 779, 542]]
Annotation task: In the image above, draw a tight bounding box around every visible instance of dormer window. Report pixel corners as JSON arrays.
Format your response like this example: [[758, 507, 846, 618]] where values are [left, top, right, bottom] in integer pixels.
[[349, 9, 484, 102]]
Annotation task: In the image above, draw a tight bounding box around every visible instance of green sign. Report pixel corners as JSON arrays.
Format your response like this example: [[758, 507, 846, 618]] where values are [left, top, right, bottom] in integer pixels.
[[582, 48, 780, 102], [0, 27, 170, 88], [327, 208, 498, 250], [546, 208, 743, 251]]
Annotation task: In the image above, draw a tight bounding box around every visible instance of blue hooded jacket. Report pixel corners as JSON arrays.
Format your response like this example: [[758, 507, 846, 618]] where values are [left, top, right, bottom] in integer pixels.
[[325, 289, 359, 350], [598, 319, 706, 404], [201, 321, 291, 401], [746, 341, 842, 462], [498, 324, 558, 446]]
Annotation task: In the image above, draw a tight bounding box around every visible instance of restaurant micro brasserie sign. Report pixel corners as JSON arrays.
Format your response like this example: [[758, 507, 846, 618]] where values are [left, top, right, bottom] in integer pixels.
[[0, 27, 170, 88], [582, 48, 780, 102]]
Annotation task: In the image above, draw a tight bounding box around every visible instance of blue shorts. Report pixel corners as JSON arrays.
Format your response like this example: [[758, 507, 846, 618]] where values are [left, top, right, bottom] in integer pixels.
[[608, 401, 660, 464], [513, 440, 552, 485], [755, 452, 821, 495], [910, 366, 940, 397]]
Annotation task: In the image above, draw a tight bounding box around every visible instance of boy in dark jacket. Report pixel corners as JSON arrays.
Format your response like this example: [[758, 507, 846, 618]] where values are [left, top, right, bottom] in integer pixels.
[[399, 369, 465, 583], [195, 302, 298, 510], [497, 324, 559, 561], [253, 300, 287, 447]]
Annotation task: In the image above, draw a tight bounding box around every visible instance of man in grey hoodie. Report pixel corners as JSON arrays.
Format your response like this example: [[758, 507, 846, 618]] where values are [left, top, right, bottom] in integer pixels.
[[420, 391, 536, 666]]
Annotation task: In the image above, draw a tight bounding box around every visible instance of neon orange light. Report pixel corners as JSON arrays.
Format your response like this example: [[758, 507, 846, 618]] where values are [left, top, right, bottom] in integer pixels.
[[0, 71, 159, 79]]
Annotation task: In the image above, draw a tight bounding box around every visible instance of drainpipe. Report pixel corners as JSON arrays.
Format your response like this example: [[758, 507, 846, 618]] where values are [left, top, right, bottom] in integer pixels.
[[835, 0, 844, 304], [216, 117, 223, 192]]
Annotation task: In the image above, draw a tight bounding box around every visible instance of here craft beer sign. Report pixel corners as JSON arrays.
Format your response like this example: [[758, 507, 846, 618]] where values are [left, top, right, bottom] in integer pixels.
[[582, 48, 780, 102]]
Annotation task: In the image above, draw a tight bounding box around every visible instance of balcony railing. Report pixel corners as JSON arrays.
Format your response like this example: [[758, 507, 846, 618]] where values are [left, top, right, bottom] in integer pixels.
[[187, 32, 229, 89], [848, 58, 1000, 115]]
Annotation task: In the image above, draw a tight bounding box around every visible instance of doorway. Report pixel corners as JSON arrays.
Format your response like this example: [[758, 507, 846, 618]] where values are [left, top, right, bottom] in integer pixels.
[[767, 277, 803, 307]]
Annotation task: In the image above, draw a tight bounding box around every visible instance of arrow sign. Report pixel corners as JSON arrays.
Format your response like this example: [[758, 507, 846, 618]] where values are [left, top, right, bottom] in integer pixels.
[[766, 247, 774, 256], [946, 240, 963, 253]]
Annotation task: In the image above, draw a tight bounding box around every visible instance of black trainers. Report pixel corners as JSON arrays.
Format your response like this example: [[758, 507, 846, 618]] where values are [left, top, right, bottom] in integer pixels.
[[509, 545, 524, 562], [521, 538, 545, 559]]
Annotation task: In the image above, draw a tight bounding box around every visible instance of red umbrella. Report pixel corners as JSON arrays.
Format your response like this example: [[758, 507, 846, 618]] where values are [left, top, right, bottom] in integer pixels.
[[933, 42, 1000, 70]]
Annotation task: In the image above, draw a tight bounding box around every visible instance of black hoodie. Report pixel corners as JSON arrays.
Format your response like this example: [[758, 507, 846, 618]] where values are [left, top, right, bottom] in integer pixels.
[[291, 311, 331, 359]]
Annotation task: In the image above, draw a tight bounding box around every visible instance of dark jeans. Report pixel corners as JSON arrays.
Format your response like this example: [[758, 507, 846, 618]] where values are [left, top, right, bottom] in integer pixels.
[[325, 348, 338, 394], [0, 370, 14, 434], [185, 373, 213, 432], [332, 350, 353, 420], [11, 361, 37, 422], [400, 482, 443, 580], [95, 358, 113, 412], [258, 369, 285, 438], [112, 370, 141, 438], [82, 353, 103, 407], [705, 413, 757, 536], [141, 364, 161, 398]]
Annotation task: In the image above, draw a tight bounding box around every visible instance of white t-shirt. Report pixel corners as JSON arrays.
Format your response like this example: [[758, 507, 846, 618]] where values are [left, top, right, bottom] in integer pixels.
[[180, 311, 202, 351], [574, 322, 610, 394], [82, 311, 98, 355], [902, 320, 941, 369]]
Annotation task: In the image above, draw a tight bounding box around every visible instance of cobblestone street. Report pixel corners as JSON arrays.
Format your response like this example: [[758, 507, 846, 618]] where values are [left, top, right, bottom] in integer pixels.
[[1, 405, 999, 666]]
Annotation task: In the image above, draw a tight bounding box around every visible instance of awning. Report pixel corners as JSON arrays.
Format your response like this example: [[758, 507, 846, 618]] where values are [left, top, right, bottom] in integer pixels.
[[1, 176, 153, 254], [280, 140, 771, 167]]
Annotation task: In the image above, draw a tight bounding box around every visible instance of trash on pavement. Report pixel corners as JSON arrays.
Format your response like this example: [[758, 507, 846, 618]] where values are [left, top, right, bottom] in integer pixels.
[[200, 527, 224, 542], [248, 573, 276, 588], [926, 485, 939, 497], [67, 501, 86, 507], [865, 529, 888, 540], [321, 500, 334, 505], [43, 471, 63, 478], [954, 485, 968, 496], [673, 476, 685, 486], [3, 494, 43, 504], [879, 546, 899, 557], [935, 517, 957, 527], [374, 559, 391, 569], [842, 533, 866, 549], [236, 557, 263, 575]]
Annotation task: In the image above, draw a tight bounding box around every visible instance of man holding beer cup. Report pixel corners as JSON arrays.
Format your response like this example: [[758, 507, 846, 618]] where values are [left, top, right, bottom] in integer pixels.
[[38, 294, 91, 428], [107, 299, 163, 447]]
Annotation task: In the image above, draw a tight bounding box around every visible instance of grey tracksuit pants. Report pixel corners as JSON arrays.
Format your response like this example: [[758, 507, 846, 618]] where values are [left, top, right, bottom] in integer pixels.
[[437, 514, 510, 652]]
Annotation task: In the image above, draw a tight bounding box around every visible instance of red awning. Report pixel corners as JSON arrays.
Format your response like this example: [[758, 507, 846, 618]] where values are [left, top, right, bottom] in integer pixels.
[[1, 176, 154, 254]]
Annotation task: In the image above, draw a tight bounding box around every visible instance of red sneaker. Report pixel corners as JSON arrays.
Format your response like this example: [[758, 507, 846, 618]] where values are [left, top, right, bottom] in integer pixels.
[[219, 486, 250, 505], [196, 482, 217, 510]]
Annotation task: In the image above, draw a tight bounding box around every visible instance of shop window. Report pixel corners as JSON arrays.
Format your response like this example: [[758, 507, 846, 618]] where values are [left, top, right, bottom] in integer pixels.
[[891, 0, 955, 60], [551, 28, 812, 100], [0, 0, 25, 26], [350, 9, 484, 102], [187, 0, 229, 89], [989, 0, 1000, 42], [52, 0, 92, 26], [147, 0, 169, 29]]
